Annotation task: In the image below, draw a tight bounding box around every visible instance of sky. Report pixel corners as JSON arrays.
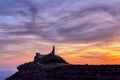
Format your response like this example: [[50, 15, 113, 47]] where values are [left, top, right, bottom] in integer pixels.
[[0, 0, 120, 68]]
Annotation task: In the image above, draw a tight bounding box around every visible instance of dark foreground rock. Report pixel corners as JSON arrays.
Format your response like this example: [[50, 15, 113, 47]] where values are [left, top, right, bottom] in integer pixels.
[[6, 65, 120, 80]]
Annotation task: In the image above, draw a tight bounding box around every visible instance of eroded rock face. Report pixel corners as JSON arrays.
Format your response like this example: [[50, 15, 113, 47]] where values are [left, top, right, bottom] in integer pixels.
[[17, 62, 44, 71], [6, 65, 120, 80], [17, 61, 68, 71]]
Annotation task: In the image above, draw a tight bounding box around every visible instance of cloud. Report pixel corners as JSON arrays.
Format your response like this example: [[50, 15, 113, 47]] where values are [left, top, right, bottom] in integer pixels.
[[0, 0, 120, 45], [0, 0, 120, 66], [41, 3, 120, 43]]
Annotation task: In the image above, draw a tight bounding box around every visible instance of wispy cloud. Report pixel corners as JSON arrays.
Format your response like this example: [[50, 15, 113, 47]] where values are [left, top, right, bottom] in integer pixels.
[[0, 0, 120, 66]]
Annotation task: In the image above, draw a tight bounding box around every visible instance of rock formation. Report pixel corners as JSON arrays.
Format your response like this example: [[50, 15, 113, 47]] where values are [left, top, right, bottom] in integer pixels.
[[33, 45, 68, 65]]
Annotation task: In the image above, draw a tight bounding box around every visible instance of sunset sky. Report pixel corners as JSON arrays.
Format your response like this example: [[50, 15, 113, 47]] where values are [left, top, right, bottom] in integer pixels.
[[0, 0, 120, 68]]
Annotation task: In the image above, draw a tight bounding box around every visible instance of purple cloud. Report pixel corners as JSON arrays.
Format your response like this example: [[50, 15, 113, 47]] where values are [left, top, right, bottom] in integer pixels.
[[0, 0, 120, 55]]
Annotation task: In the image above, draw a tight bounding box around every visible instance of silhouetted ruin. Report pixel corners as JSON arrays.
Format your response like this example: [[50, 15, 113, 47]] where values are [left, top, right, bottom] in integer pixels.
[[33, 45, 68, 65]]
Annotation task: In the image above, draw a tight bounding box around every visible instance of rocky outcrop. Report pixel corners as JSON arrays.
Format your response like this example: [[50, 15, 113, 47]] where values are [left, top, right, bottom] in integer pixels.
[[6, 65, 120, 80]]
